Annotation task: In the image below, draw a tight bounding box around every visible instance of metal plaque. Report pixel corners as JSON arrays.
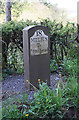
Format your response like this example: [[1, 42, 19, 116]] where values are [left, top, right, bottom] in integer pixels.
[[30, 30, 48, 55]]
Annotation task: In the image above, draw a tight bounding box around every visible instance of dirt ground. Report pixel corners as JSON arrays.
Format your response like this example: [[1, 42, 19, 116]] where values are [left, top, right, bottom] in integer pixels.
[[2, 73, 64, 102]]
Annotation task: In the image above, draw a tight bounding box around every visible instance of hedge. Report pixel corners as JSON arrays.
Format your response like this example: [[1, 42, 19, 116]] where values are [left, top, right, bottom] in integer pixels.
[[2, 19, 78, 75]]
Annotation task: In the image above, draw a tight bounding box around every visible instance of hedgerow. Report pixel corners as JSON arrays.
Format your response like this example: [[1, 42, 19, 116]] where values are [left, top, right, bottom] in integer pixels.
[[2, 19, 78, 76]]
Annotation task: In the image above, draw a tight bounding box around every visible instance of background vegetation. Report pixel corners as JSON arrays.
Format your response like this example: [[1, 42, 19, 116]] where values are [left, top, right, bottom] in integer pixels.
[[0, 0, 68, 23], [2, 19, 78, 77]]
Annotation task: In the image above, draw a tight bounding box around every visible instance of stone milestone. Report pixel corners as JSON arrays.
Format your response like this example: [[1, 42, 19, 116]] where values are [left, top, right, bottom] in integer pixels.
[[23, 26, 50, 90]]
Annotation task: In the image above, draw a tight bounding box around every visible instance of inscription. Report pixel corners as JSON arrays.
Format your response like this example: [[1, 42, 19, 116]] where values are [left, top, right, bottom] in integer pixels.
[[30, 30, 48, 55]]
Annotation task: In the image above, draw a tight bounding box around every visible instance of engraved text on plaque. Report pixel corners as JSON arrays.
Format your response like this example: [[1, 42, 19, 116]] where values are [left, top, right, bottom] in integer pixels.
[[30, 30, 48, 55]]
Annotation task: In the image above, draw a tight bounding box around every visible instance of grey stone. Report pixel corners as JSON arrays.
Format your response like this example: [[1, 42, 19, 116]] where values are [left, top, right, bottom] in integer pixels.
[[23, 26, 50, 90]]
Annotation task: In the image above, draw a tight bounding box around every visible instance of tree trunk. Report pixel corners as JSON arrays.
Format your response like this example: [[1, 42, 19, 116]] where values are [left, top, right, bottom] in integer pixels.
[[5, 0, 11, 22]]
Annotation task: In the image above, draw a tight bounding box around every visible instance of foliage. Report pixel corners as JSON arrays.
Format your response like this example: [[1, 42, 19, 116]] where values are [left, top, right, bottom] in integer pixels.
[[1, 0, 68, 23], [2, 20, 38, 77], [2, 19, 78, 77], [62, 58, 77, 76], [28, 82, 65, 119], [41, 19, 78, 60], [50, 57, 77, 75], [2, 76, 78, 119], [11, 1, 26, 19], [2, 20, 37, 51], [0, 0, 5, 14], [2, 93, 28, 119], [50, 59, 58, 72], [7, 45, 24, 74]]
